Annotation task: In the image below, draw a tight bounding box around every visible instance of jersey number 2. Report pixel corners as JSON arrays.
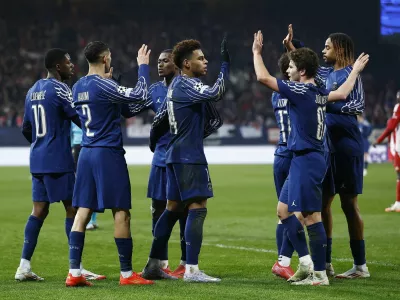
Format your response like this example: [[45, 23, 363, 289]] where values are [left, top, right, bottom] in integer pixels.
[[82, 104, 94, 137], [32, 104, 47, 137]]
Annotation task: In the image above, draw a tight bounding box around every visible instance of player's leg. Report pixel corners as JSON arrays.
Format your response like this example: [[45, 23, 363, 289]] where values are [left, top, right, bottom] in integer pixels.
[[385, 153, 400, 212], [172, 207, 188, 278], [287, 152, 329, 285], [292, 211, 329, 286], [334, 153, 369, 278], [86, 212, 98, 230], [179, 164, 218, 283], [147, 165, 170, 271], [142, 198, 181, 280], [65, 148, 97, 287], [363, 151, 369, 176], [91, 147, 153, 285], [321, 152, 336, 276], [277, 178, 312, 283], [272, 155, 295, 279], [15, 174, 50, 281]]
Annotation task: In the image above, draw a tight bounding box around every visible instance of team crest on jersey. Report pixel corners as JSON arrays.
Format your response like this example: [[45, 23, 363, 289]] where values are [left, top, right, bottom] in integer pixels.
[[332, 82, 338, 91], [193, 82, 204, 92], [117, 86, 128, 95]]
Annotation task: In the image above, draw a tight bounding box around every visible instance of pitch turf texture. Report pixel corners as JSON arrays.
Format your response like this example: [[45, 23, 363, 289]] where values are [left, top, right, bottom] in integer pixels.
[[0, 164, 399, 300]]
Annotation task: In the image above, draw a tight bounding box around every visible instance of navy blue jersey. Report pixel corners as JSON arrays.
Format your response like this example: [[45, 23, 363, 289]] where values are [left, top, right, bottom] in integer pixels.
[[72, 65, 150, 149], [151, 62, 229, 164], [277, 80, 329, 153], [22, 78, 77, 173], [271, 92, 292, 158], [121, 80, 172, 167], [318, 66, 365, 155], [358, 119, 372, 140]]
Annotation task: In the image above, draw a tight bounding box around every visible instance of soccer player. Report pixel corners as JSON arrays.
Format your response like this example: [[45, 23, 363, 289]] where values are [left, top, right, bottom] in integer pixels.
[[141, 37, 229, 283], [358, 114, 372, 176], [253, 30, 369, 285], [65, 41, 154, 287], [271, 52, 295, 280], [70, 122, 99, 230], [16, 48, 103, 281], [373, 90, 400, 212], [320, 33, 370, 279]]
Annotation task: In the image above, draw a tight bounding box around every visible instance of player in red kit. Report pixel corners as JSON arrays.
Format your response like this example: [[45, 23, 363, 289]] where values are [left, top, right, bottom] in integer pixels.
[[373, 90, 400, 212]]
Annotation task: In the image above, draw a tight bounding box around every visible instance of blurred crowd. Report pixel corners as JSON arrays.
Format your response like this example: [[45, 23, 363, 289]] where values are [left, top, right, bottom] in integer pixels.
[[0, 0, 396, 129]]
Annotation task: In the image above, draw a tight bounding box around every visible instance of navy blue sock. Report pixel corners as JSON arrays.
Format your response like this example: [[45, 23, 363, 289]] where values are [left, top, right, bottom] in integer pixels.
[[185, 208, 207, 265], [276, 224, 284, 255], [364, 161, 369, 170], [281, 215, 309, 258], [307, 222, 327, 271], [69, 231, 85, 270], [65, 218, 74, 243], [280, 228, 295, 258], [151, 200, 168, 260], [350, 239, 366, 265], [115, 238, 133, 272], [179, 212, 187, 261], [21, 215, 44, 260], [326, 238, 332, 263], [149, 209, 179, 259]]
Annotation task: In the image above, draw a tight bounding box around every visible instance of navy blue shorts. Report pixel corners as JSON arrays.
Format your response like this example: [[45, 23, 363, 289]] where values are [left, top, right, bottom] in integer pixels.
[[333, 153, 363, 195], [73, 147, 131, 212], [273, 155, 292, 198], [166, 163, 213, 201], [147, 165, 167, 201], [279, 151, 326, 213], [32, 172, 75, 203]]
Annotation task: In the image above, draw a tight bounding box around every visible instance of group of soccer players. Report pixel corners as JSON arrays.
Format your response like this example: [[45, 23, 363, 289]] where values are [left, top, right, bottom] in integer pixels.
[[16, 21, 374, 287], [255, 25, 371, 285]]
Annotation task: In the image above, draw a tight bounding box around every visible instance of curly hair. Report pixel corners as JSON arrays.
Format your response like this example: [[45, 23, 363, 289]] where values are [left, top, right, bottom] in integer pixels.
[[278, 53, 290, 80], [172, 39, 201, 69], [289, 48, 319, 79]]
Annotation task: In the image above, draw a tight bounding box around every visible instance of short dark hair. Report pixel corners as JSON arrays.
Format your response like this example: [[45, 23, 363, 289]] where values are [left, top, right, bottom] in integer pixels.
[[289, 48, 319, 79], [44, 48, 68, 70], [278, 53, 290, 80], [328, 33, 354, 67], [162, 49, 173, 54], [84, 41, 109, 63], [172, 40, 201, 69]]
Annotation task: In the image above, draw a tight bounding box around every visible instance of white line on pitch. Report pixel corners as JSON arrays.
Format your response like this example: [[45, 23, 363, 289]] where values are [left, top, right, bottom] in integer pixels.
[[202, 243, 398, 268]]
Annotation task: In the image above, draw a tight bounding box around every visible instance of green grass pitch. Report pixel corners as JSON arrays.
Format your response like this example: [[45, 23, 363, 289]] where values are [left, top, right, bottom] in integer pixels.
[[0, 164, 399, 299]]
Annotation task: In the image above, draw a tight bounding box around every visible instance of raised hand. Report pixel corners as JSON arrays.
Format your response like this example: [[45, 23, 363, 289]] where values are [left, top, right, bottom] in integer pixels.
[[104, 67, 113, 79], [252, 30, 263, 55], [221, 33, 230, 63], [282, 24, 293, 47], [353, 53, 370, 73], [137, 44, 151, 66]]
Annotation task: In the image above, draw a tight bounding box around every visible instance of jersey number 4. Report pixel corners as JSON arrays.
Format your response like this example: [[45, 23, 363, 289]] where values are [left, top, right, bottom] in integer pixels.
[[32, 104, 47, 137], [82, 104, 94, 137]]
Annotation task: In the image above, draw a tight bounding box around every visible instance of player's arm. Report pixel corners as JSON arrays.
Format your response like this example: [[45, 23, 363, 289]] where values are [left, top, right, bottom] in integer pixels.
[[55, 83, 82, 128], [149, 100, 169, 152], [97, 45, 151, 105], [203, 102, 223, 138], [327, 53, 369, 115], [120, 84, 155, 118], [373, 117, 400, 146], [184, 36, 230, 103], [253, 31, 279, 92], [21, 92, 33, 143]]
